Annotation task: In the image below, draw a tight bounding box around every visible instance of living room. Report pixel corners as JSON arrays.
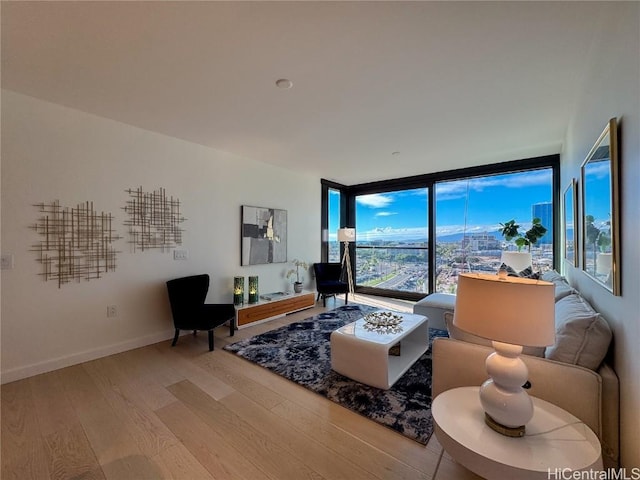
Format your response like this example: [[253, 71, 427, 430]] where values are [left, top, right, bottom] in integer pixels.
[[2, 1, 639, 475]]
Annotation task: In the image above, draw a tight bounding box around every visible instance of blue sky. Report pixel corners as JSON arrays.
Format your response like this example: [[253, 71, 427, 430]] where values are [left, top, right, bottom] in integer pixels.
[[329, 167, 612, 242]]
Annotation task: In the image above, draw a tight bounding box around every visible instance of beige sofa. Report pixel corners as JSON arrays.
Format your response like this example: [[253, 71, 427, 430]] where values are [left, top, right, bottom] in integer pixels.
[[430, 271, 619, 468]]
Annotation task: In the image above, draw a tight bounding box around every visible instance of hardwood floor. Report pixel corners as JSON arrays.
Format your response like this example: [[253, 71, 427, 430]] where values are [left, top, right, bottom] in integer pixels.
[[1, 294, 481, 479]]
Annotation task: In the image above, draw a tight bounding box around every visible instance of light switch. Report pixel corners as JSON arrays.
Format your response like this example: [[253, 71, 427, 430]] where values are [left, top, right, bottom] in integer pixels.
[[173, 249, 189, 261]]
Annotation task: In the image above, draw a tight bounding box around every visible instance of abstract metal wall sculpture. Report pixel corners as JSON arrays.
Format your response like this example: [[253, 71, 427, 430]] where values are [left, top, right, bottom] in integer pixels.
[[123, 186, 186, 252], [31, 200, 121, 287]]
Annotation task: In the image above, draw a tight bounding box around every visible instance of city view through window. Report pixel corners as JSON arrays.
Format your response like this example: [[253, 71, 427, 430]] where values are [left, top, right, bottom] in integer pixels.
[[328, 169, 554, 294]]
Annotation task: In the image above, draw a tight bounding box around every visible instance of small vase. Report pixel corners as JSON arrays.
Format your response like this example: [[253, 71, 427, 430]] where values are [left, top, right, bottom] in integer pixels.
[[293, 282, 303, 293]]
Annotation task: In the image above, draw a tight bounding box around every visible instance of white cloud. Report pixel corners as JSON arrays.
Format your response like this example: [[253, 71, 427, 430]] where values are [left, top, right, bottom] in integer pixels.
[[356, 193, 394, 208], [436, 170, 552, 201], [375, 211, 397, 217], [358, 226, 426, 241]]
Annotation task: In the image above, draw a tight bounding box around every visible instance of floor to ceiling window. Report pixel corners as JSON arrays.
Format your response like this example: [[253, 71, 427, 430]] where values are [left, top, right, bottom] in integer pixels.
[[328, 188, 341, 262], [355, 188, 429, 294], [434, 168, 554, 294], [321, 155, 559, 300]]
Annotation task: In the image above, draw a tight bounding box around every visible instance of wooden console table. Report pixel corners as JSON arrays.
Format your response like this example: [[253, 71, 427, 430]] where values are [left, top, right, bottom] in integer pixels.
[[234, 291, 315, 330]]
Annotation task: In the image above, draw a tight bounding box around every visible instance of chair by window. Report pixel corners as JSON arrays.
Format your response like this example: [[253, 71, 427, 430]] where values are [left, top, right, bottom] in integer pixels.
[[166, 274, 235, 351], [313, 262, 349, 307]]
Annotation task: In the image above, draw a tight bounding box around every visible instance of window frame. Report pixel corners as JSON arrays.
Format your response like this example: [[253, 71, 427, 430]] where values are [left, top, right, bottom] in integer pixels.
[[321, 154, 560, 301]]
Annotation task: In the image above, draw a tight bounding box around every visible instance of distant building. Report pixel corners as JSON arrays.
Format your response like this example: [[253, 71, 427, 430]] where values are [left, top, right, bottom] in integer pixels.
[[461, 232, 501, 251], [532, 202, 552, 245]]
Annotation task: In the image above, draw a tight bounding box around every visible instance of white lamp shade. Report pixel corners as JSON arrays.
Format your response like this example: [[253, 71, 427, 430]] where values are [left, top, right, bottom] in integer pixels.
[[337, 228, 356, 242], [453, 273, 555, 347], [500, 251, 532, 272]]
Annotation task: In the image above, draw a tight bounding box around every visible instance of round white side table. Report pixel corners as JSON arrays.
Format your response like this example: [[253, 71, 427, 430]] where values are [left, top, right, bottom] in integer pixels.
[[432, 386, 602, 480]]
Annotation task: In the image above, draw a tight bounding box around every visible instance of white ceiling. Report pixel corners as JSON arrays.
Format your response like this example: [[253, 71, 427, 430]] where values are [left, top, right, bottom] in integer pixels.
[[1, 1, 607, 185]]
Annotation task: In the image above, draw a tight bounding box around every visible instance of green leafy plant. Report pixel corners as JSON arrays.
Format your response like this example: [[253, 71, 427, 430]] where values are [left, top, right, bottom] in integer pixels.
[[594, 218, 611, 253], [499, 218, 547, 252], [285, 259, 309, 284], [585, 215, 600, 249]]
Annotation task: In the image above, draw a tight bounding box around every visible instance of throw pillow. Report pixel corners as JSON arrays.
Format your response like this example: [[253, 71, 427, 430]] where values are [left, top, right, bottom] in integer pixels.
[[498, 263, 540, 280], [545, 294, 612, 370]]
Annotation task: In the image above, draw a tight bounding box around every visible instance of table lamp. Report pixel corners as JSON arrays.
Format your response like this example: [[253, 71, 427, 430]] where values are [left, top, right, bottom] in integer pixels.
[[337, 228, 356, 294], [453, 272, 555, 437]]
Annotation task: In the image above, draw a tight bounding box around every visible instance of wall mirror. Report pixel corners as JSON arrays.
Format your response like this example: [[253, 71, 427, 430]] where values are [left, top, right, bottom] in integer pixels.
[[563, 179, 578, 267], [581, 118, 620, 295]]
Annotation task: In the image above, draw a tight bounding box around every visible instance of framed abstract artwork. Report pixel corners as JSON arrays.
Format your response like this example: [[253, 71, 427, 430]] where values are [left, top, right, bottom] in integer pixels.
[[241, 205, 287, 266]]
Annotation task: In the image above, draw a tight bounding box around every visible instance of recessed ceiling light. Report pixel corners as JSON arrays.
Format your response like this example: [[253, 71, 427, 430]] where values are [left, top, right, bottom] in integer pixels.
[[275, 78, 293, 89]]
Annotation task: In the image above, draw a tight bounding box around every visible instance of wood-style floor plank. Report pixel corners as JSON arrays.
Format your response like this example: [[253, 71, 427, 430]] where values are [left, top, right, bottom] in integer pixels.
[[0, 379, 51, 479], [56, 365, 145, 467], [81, 357, 179, 457], [29, 372, 81, 438], [1, 295, 467, 479], [220, 390, 377, 480], [154, 342, 236, 400], [155, 400, 268, 480], [42, 423, 105, 480], [270, 398, 434, 480], [189, 349, 286, 411], [150, 442, 216, 480], [167, 379, 326, 480]]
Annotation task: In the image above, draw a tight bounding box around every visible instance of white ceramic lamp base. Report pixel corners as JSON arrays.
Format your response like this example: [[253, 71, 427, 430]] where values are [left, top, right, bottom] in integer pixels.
[[479, 341, 533, 437]]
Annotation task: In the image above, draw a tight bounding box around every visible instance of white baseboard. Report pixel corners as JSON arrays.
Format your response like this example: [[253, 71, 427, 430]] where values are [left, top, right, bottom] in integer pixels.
[[1, 329, 175, 384]]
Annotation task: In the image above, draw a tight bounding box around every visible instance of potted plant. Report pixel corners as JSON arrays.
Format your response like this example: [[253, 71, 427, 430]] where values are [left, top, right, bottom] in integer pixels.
[[500, 218, 547, 252], [499, 218, 547, 272], [286, 259, 308, 293]]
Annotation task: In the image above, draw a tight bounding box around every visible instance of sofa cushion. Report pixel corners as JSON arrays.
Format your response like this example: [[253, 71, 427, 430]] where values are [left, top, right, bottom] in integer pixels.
[[542, 270, 566, 283], [541, 269, 576, 301], [546, 294, 612, 370], [553, 280, 576, 302], [444, 311, 545, 357]]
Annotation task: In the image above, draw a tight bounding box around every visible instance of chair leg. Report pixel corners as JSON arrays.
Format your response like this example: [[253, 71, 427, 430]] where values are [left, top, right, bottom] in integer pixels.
[[208, 330, 214, 351], [345, 292, 348, 305], [193, 330, 197, 336], [316, 292, 321, 302], [171, 329, 180, 347], [322, 294, 326, 307]]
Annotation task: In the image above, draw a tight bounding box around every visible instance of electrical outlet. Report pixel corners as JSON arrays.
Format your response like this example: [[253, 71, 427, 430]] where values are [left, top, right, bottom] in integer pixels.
[[173, 249, 189, 260], [107, 305, 118, 318], [1, 254, 14, 270]]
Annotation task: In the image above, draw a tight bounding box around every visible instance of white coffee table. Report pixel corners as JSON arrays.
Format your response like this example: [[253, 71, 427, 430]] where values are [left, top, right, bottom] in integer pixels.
[[330, 311, 429, 389], [433, 387, 603, 479]]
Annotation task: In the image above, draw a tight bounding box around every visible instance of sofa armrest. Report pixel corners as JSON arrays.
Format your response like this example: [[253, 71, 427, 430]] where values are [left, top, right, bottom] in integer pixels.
[[432, 337, 618, 467]]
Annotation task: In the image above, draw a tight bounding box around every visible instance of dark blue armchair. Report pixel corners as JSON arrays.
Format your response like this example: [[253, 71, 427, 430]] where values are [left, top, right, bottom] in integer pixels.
[[313, 262, 349, 307], [166, 274, 235, 351]]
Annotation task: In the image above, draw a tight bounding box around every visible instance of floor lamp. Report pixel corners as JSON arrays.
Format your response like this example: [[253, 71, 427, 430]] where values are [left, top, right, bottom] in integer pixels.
[[337, 228, 356, 295]]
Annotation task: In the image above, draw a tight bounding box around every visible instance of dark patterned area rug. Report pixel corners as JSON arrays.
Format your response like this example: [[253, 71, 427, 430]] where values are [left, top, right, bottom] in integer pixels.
[[223, 304, 448, 444]]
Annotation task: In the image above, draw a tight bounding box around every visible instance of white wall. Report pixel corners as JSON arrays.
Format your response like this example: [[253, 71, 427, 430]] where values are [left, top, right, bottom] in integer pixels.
[[1, 90, 320, 383], [561, 3, 639, 467]]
